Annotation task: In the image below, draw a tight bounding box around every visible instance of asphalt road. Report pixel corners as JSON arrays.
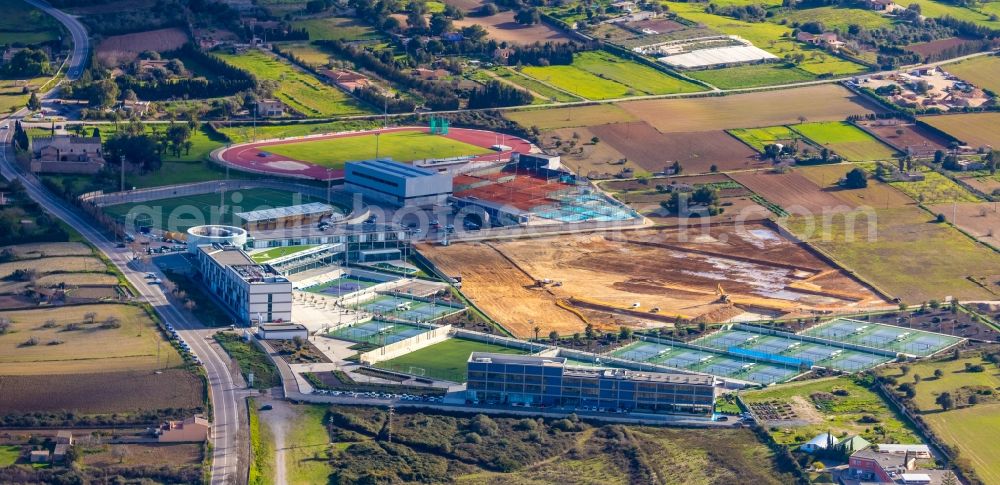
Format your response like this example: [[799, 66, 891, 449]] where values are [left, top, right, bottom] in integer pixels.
[[23, 0, 89, 81], [0, 119, 245, 484]]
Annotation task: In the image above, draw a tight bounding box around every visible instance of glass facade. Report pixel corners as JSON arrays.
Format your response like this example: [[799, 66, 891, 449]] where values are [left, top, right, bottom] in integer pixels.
[[466, 354, 715, 415]]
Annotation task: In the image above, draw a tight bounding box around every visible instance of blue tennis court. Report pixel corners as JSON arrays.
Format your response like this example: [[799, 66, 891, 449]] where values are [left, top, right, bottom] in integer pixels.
[[328, 320, 429, 345], [356, 295, 465, 322], [611, 341, 673, 362], [305, 276, 379, 297], [803, 318, 962, 357]]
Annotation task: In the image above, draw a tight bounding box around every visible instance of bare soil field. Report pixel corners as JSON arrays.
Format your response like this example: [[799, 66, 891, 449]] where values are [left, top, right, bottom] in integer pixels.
[[730, 170, 855, 214], [928, 202, 1000, 248], [0, 369, 204, 414], [96, 28, 190, 65], [0, 304, 182, 375], [416, 241, 588, 337], [960, 176, 1000, 195], [442, 0, 486, 11], [34, 272, 119, 287], [796, 165, 915, 209], [857, 121, 950, 157], [505, 104, 637, 130], [0, 256, 106, 279], [904, 37, 980, 58], [601, 173, 736, 192], [421, 225, 888, 334], [619, 85, 884, 132], [589, 122, 761, 174], [921, 113, 1000, 149], [543, 127, 628, 178], [454, 11, 571, 44], [630, 18, 687, 33], [0, 242, 92, 258]]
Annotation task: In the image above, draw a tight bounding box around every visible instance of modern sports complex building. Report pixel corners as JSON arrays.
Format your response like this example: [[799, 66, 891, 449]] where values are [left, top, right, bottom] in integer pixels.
[[466, 353, 716, 414]]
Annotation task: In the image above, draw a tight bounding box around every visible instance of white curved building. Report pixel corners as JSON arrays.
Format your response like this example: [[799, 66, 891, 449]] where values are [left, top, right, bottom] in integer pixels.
[[186, 225, 248, 253]]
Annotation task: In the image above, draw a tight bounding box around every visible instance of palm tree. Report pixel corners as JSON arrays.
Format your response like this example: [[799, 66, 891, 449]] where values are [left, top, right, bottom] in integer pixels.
[[533, 325, 541, 342]]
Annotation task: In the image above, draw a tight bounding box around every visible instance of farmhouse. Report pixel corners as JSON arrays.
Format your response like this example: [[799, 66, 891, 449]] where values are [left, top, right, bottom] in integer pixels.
[[867, 0, 902, 11], [493, 47, 515, 64], [848, 447, 917, 481], [345, 159, 453, 207], [411, 68, 449, 80], [466, 353, 716, 415], [321, 69, 370, 91], [30, 135, 106, 175], [196, 243, 293, 325], [52, 430, 73, 462], [795, 32, 845, 50], [158, 415, 211, 442], [255, 99, 285, 117], [29, 450, 49, 463], [258, 323, 309, 340]]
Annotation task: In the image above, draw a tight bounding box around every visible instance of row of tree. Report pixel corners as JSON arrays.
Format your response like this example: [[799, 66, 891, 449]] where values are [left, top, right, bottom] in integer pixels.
[[467, 80, 533, 108]]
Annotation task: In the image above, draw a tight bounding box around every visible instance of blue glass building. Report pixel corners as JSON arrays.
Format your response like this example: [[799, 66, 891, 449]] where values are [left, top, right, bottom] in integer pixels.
[[466, 353, 716, 415]]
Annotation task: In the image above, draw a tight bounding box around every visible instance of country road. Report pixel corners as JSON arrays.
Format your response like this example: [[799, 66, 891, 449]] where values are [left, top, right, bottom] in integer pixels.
[[0, 2, 246, 482], [23, 0, 88, 81], [0, 118, 247, 484]]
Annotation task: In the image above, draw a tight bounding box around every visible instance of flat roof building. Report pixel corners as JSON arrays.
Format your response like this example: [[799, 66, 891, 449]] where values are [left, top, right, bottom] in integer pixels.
[[466, 353, 716, 415], [258, 323, 309, 340], [196, 244, 292, 325], [235, 202, 338, 231], [345, 159, 452, 207]]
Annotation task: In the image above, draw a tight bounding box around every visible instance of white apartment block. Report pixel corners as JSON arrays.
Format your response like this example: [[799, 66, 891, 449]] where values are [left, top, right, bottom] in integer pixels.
[[196, 244, 292, 325]]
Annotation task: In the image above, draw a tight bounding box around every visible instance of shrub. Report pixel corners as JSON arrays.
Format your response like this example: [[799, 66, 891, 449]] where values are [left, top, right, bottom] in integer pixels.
[[465, 432, 483, 444]]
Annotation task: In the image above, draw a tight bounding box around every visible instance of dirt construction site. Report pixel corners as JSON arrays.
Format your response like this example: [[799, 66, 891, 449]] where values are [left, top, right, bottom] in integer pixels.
[[417, 224, 892, 338]]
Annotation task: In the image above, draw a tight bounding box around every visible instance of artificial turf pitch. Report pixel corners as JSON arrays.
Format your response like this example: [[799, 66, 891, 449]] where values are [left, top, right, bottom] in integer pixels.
[[261, 131, 493, 168], [374, 338, 528, 382]]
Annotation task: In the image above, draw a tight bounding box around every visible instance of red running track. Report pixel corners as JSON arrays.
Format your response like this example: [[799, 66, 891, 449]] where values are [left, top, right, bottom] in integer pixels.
[[217, 126, 535, 181]]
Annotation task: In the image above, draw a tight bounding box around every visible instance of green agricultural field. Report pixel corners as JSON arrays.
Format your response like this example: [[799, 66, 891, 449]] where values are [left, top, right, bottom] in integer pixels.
[[488, 67, 582, 103], [941, 55, 1000, 95], [570, 50, 705, 95], [219, 120, 378, 144], [888, 169, 980, 205], [0, 445, 19, 467], [742, 376, 921, 447], [790, 121, 898, 161], [521, 51, 704, 99], [776, 6, 893, 31], [278, 42, 333, 67], [689, 63, 815, 90], [521, 64, 631, 100], [0, 304, 183, 376], [216, 50, 371, 117], [0, 77, 52, 115], [104, 188, 324, 232], [785, 206, 1000, 303], [665, 2, 867, 77], [920, 112, 1000, 149], [924, 404, 1000, 484], [291, 16, 382, 41], [729, 125, 801, 152], [881, 357, 1000, 411], [251, 245, 314, 262], [374, 338, 529, 382], [285, 405, 333, 485], [504, 104, 638, 130], [881, 356, 1000, 483], [262, 130, 492, 168], [895, 0, 1000, 29], [248, 399, 275, 485], [0, 0, 64, 44]]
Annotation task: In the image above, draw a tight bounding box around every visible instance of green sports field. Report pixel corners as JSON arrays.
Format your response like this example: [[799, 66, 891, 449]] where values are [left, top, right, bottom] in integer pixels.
[[104, 188, 325, 232], [789, 121, 898, 161], [374, 338, 529, 382], [251, 245, 315, 262], [262, 131, 493, 168]]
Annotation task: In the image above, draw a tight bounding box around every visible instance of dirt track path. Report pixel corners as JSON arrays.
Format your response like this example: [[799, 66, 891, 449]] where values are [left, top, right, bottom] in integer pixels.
[[265, 397, 295, 485]]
